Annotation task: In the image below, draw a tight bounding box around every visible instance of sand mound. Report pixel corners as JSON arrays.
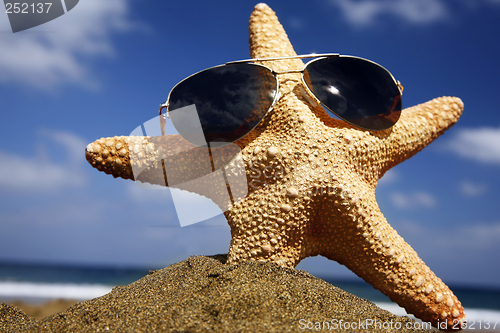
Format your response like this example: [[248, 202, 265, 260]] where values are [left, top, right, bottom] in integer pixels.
[[0, 255, 436, 332]]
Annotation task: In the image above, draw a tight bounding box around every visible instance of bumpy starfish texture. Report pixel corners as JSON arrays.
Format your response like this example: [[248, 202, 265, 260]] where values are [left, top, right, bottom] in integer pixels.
[[85, 3, 466, 330]]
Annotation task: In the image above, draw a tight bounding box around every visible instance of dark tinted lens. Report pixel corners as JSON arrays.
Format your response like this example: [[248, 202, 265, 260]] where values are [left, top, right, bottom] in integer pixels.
[[304, 57, 401, 131], [168, 63, 277, 146]]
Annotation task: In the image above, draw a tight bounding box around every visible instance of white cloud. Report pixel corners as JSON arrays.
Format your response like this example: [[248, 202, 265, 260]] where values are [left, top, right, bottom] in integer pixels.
[[377, 168, 398, 186], [394, 219, 500, 285], [400, 219, 500, 261], [455, 222, 500, 250], [330, 0, 449, 27], [0, 129, 87, 192], [459, 180, 487, 197], [0, 0, 143, 90], [389, 191, 436, 209], [445, 126, 500, 164], [40, 128, 88, 162]]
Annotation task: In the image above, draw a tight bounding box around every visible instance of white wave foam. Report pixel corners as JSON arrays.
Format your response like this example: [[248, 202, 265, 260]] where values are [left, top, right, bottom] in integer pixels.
[[0, 281, 113, 300], [376, 302, 500, 330]]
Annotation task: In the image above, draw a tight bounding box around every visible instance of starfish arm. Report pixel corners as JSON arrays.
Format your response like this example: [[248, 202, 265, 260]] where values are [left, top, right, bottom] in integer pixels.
[[375, 97, 464, 178], [332, 207, 465, 329], [312, 189, 466, 330], [85, 134, 224, 186], [85, 134, 246, 210], [85, 135, 139, 181], [249, 4, 303, 71]]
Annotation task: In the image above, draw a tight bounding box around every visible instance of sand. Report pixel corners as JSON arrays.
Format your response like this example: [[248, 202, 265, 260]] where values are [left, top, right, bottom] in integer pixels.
[[6, 299, 79, 320], [0, 254, 438, 332]]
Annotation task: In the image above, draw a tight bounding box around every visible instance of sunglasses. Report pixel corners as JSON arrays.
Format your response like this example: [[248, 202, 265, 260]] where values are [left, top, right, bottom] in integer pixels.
[[159, 54, 403, 146]]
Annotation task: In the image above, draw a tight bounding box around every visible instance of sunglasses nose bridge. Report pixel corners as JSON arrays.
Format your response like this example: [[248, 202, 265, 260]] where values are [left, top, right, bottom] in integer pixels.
[[270, 69, 321, 111], [272, 68, 303, 75], [269, 68, 305, 98]]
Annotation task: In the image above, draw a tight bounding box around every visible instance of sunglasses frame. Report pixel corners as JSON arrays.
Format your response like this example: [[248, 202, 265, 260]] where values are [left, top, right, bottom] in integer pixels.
[[160, 53, 403, 138]]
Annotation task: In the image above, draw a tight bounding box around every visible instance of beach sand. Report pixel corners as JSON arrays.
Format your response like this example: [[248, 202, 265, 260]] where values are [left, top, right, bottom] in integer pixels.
[[0, 254, 439, 332], [7, 299, 79, 319]]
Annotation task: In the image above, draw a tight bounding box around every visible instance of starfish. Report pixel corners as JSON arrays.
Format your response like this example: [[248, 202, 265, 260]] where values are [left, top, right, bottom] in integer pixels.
[[85, 3, 466, 330]]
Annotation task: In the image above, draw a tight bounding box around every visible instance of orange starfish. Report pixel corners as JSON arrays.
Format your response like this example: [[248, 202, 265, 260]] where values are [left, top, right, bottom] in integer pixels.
[[85, 3, 466, 330]]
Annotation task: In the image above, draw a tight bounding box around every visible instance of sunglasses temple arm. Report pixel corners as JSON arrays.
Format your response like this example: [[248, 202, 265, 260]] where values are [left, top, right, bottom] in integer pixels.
[[159, 103, 168, 136], [397, 80, 404, 95]]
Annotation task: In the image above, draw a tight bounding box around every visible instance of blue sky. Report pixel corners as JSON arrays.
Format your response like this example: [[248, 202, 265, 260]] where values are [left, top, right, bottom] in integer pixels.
[[1, 0, 500, 289]]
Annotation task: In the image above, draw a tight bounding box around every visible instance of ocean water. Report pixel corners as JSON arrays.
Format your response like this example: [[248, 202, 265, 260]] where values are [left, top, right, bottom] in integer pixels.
[[1, 262, 499, 329], [0, 261, 148, 303]]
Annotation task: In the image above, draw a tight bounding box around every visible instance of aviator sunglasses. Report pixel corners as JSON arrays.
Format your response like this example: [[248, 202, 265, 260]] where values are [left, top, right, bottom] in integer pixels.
[[159, 54, 403, 146]]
